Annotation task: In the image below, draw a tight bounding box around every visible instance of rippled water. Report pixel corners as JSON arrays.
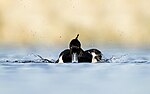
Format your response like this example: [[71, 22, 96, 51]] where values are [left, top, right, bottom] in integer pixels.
[[0, 46, 150, 94]]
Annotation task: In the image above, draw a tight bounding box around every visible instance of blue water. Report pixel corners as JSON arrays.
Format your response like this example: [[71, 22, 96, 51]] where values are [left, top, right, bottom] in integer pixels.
[[0, 45, 150, 94]]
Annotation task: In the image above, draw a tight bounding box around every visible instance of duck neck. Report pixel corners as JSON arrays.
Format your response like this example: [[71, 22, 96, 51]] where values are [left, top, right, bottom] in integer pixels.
[[72, 53, 78, 63]]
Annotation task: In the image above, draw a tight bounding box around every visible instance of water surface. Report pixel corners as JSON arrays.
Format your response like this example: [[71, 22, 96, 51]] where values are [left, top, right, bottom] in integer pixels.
[[0, 46, 150, 94]]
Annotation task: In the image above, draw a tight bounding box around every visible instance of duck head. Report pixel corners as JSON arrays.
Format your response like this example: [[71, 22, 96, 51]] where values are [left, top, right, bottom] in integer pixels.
[[69, 34, 81, 55]]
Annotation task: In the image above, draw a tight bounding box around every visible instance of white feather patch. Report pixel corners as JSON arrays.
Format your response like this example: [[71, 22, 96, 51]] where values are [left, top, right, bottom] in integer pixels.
[[58, 55, 64, 63], [91, 52, 98, 63]]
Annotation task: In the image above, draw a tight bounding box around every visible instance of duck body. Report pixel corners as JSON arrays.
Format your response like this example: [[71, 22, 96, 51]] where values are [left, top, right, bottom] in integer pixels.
[[56, 49, 92, 63]]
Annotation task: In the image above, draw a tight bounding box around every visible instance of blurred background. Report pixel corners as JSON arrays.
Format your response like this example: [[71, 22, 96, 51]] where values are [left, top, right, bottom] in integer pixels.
[[0, 0, 150, 48]]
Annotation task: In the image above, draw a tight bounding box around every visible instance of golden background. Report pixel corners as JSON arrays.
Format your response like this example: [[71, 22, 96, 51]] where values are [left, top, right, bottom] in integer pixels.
[[0, 0, 150, 47]]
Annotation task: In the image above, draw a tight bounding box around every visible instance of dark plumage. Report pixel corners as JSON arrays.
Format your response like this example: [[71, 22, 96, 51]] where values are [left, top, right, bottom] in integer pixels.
[[56, 34, 102, 63], [85, 49, 102, 63]]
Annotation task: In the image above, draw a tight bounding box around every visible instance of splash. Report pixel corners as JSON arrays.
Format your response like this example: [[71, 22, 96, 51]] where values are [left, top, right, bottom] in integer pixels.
[[0, 53, 149, 64]]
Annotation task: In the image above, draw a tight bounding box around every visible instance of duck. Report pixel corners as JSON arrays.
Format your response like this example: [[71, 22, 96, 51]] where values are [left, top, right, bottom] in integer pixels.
[[85, 49, 102, 63], [55, 34, 102, 63]]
